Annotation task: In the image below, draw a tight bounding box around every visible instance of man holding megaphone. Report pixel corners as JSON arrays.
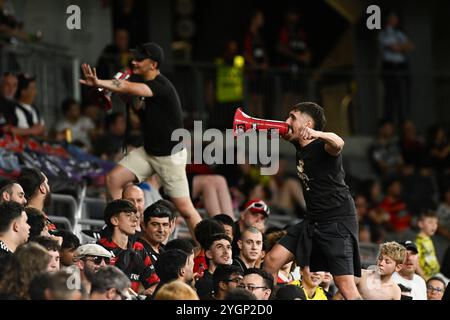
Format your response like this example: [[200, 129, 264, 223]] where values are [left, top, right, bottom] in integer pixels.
[[250, 102, 362, 300], [80, 42, 202, 241]]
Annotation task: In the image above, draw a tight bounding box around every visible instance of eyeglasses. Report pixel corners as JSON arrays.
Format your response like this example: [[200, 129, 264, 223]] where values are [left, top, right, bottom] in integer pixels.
[[225, 277, 243, 284], [83, 255, 110, 265], [246, 201, 270, 216], [237, 284, 268, 292], [427, 285, 444, 293]]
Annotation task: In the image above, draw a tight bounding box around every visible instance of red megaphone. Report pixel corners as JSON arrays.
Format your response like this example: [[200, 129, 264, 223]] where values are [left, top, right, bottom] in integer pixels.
[[233, 108, 291, 137], [91, 68, 132, 111]]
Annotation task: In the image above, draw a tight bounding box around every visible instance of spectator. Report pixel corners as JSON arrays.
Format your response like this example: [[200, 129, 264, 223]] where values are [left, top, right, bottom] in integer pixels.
[[138, 201, 173, 293], [90, 265, 131, 300], [0, 72, 17, 132], [97, 199, 155, 294], [224, 287, 257, 300], [73, 243, 113, 294], [193, 218, 225, 274], [165, 238, 195, 256], [426, 276, 446, 300], [5, 73, 45, 137], [0, 181, 27, 205], [391, 240, 427, 300], [277, 7, 312, 116], [240, 268, 273, 300], [211, 264, 243, 300], [378, 11, 414, 126], [17, 168, 53, 228], [437, 187, 450, 241], [92, 111, 126, 162], [355, 242, 405, 300], [0, 202, 29, 258], [53, 230, 80, 268], [141, 201, 170, 261], [320, 272, 336, 299], [426, 125, 450, 190], [243, 10, 269, 118], [378, 177, 411, 233], [213, 214, 235, 241], [154, 280, 199, 300], [31, 270, 84, 300], [25, 207, 50, 241], [401, 164, 439, 217], [399, 120, 426, 167], [96, 28, 131, 79], [33, 236, 61, 272], [232, 199, 269, 256], [195, 233, 232, 299], [275, 284, 307, 300], [0, 242, 50, 299], [369, 118, 404, 178], [153, 249, 195, 297], [122, 184, 145, 233], [233, 226, 263, 272], [207, 39, 245, 129], [55, 98, 95, 149], [290, 269, 327, 300], [415, 211, 440, 280], [152, 199, 178, 244]]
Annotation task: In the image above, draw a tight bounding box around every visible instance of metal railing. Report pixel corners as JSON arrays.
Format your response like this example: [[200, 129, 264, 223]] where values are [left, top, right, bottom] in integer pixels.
[[0, 38, 79, 129]]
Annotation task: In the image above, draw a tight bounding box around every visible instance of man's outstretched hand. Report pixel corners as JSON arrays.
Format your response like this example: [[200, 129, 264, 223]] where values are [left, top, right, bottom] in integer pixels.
[[79, 63, 100, 87]]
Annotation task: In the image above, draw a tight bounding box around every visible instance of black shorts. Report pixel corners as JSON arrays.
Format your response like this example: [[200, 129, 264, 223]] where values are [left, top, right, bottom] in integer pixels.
[[279, 218, 361, 277]]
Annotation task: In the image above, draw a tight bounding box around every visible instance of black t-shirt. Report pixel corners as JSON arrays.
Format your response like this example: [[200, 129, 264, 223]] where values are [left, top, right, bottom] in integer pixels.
[[195, 270, 213, 299], [232, 256, 248, 273], [295, 139, 356, 222], [140, 74, 184, 156]]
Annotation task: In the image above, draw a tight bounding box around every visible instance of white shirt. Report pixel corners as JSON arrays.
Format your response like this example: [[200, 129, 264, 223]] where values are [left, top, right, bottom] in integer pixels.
[[56, 117, 95, 147], [15, 103, 44, 128], [378, 26, 409, 64], [391, 272, 427, 300]]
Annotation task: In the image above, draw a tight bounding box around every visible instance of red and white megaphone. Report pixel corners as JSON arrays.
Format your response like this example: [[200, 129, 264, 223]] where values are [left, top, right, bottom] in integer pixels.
[[91, 68, 132, 111], [233, 107, 291, 137]]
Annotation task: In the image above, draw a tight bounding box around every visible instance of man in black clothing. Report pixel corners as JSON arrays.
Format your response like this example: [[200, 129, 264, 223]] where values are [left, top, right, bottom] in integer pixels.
[[233, 226, 263, 272], [153, 248, 195, 297], [0, 202, 29, 275], [195, 233, 232, 299], [80, 42, 201, 240], [211, 264, 243, 300], [263, 102, 362, 300]]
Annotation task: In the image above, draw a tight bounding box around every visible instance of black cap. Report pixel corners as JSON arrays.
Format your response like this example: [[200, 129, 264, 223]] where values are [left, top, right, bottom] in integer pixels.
[[400, 240, 418, 254], [15, 73, 36, 99], [131, 42, 164, 66]]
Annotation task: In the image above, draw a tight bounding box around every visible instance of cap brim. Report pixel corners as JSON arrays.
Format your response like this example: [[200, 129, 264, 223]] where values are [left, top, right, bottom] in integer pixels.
[[130, 49, 147, 60]]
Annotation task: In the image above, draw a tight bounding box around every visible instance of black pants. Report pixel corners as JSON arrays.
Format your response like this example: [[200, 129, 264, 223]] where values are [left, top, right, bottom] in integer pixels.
[[381, 61, 410, 125]]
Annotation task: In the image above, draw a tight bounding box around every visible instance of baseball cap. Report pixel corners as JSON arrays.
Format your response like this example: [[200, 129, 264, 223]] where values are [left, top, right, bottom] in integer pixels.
[[243, 199, 270, 217], [74, 244, 112, 259], [400, 240, 418, 254], [131, 42, 164, 66]]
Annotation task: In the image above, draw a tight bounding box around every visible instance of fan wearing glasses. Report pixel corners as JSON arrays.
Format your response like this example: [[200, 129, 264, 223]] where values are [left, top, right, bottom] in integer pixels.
[[73, 243, 112, 294], [239, 268, 274, 300], [212, 264, 244, 300], [426, 277, 446, 300]]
